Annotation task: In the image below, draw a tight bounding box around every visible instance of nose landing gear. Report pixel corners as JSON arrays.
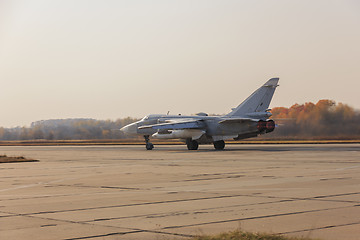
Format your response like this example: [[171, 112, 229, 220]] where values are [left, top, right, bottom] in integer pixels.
[[144, 135, 154, 150]]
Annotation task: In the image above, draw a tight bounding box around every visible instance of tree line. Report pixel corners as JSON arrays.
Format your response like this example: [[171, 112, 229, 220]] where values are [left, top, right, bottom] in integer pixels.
[[269, 99, 360, 139], [0, 118, 139, 140], [0, 99, 359, 141]]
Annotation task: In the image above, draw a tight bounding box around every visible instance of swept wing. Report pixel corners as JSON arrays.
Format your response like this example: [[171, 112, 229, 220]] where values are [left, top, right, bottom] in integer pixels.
[[138, 119, 205, 130]]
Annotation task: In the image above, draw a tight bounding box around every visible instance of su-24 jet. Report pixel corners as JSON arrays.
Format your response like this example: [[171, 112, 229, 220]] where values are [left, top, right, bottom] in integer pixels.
[[121, 78, 279, 150]]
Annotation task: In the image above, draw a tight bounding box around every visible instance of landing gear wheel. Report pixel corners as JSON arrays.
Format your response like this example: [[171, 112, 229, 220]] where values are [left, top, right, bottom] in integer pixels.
[[146, 142, 154, 150], [213, 140, 225, 150], [144, 135, 154, 150], [186, 139, 199, 150]]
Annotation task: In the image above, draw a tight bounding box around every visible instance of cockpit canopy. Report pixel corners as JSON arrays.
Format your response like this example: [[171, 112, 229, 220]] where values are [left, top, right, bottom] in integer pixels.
[[195, 112, 208, 116]]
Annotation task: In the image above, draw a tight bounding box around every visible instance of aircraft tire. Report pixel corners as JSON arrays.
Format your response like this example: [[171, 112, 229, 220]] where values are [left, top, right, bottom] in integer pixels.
[[213, 140, 225, 150], [186, 140, 198, 150], [146, 143, 154, 150]]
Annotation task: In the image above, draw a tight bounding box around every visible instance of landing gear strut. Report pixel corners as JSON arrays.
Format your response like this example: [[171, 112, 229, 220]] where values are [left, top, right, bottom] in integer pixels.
[[144, 135, 154, 150], [186, 139, 199, 150], [213, 140, 225, 150]]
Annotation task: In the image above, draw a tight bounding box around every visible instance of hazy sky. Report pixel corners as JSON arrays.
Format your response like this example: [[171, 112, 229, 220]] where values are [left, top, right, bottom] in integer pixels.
[[1, 0, 359, 127]]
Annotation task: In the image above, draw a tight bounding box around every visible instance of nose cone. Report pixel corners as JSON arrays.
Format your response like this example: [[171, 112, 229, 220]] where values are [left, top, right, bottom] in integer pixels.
[[120, 123, 138, 135]]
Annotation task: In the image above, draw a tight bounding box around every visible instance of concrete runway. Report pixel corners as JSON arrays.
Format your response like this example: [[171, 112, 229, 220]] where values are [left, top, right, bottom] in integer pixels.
[[0, 144, 359, 240]]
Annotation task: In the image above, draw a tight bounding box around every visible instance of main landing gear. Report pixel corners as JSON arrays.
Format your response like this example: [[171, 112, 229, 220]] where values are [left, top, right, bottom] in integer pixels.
[[186, 139, 225, 150], [186, 139, 199, 150], [213, 140, 225, 150], [144, 135, 154, 150]]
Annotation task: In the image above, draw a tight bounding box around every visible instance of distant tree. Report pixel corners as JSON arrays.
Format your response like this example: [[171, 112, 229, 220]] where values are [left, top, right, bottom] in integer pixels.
[[20, 127, 30, 140], [0, 128, 5, 140], [47, 131, 55, 140]]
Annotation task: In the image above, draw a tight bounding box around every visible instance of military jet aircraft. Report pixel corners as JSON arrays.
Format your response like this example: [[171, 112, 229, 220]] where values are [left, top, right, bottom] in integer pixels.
[[121, 78, 279, 150]]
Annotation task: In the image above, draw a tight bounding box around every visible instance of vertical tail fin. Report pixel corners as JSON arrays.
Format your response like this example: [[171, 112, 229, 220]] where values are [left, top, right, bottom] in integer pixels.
[[226, 78, 279, 117]]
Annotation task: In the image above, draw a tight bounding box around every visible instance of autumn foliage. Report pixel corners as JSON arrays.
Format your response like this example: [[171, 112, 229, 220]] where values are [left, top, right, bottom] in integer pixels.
[[0, 100, 359, 140], [270, 100, 360, 139]]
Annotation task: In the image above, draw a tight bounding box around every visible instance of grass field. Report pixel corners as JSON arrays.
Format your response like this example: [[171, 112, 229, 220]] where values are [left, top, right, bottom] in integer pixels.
[[0, 155, 39, 163]]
